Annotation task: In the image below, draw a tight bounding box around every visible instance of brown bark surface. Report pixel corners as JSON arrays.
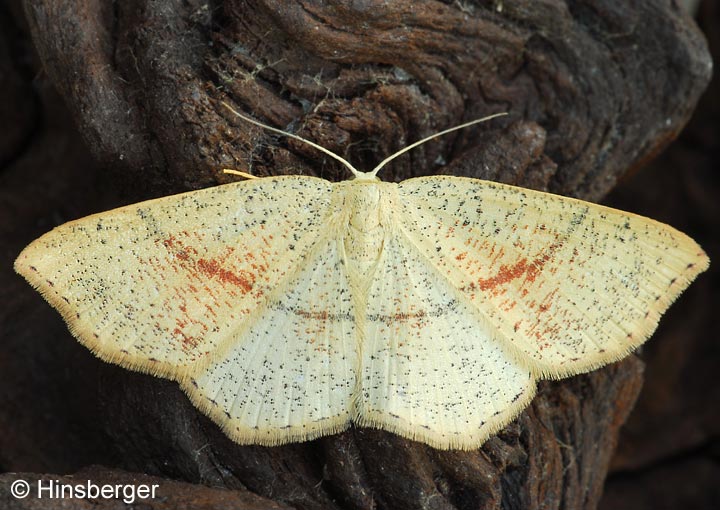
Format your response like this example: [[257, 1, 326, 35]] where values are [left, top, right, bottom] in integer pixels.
[[0, 1, 714, 509]]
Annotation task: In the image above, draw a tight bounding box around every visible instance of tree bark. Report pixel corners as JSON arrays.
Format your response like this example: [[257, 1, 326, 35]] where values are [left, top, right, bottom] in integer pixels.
[[1, 1, 711, 509]]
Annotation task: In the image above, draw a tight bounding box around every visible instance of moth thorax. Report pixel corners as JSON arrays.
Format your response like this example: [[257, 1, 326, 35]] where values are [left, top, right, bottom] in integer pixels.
[[343, 184, 385, 279], [347, 184, 382, 231]]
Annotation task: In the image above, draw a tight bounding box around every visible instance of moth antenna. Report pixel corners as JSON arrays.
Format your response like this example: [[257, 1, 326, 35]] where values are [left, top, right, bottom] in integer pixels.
[[369, 112, 508, 177], [221, 101, 364, 179]]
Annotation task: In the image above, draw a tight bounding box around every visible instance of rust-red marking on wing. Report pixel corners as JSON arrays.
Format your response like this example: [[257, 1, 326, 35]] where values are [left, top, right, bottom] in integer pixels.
[[173, 326, 199, 350], [159, 234, 258, 294], [196, 257, 254, 293], [477, 254, 548, 292], [130, 231, 276, 353], [163, 234, 198, 261], [476, 238, 565, 295]]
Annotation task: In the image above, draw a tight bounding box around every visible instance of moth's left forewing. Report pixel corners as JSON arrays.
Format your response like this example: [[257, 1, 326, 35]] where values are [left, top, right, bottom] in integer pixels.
[[395, 176, 709, 379], [13, 176, 337, 378]]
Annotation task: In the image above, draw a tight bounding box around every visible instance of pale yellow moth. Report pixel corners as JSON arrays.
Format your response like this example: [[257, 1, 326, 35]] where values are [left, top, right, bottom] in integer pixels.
[[14, 104, 709, 450]]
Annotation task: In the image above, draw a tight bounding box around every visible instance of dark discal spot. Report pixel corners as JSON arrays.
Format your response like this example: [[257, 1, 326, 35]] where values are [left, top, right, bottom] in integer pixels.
[[29, 265, 38, 272], [224, 411, 231, 418], [669, 277, 677, 285], [46, 279, 54, 287], [570, 214, 584, 226], [687, 263, 695, 269], [62, 296, 70, 303]]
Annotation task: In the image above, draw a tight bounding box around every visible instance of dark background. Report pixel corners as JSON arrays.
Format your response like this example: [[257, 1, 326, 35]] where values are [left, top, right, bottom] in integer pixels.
[[599, 4, 719, 506], [0, 1, 717, 509]]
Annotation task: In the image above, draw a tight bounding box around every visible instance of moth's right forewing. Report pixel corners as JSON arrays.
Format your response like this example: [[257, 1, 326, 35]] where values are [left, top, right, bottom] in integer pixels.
[[395, 176, 709, 379]]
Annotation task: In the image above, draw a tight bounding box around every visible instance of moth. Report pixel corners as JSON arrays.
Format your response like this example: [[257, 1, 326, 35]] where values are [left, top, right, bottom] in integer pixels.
[[14, 104, 709, 450]]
